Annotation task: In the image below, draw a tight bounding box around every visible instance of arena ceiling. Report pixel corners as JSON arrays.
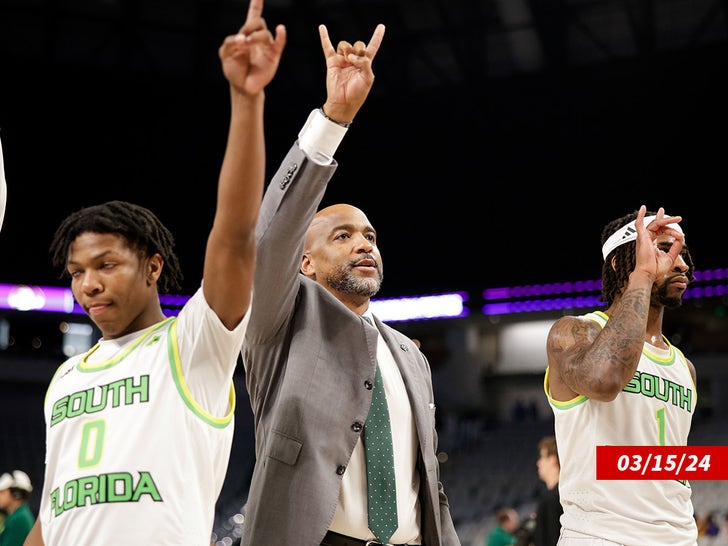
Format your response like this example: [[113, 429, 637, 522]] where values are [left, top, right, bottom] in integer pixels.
[[2, 0, 726, 88]]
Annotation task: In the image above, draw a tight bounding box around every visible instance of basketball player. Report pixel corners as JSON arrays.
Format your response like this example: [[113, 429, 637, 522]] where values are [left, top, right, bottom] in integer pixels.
[[545, 205, 698, 546], [22, 1, 285, 543]]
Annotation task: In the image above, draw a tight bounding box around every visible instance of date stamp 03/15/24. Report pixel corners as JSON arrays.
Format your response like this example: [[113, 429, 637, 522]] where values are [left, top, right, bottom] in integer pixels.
[[596, 446, 728, 480]]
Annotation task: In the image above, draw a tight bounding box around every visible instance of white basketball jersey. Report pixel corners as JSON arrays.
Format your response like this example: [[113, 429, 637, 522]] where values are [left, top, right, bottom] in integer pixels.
[[546, 311, 698, 546], [39, 289, 246, 545]]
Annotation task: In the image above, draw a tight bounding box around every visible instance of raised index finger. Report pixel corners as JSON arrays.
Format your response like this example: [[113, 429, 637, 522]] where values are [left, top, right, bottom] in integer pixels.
[[247, 0, 264, 21], [366, 24, 386, 58], [635, 205, 647, 235], [318, 24, 335, 57]]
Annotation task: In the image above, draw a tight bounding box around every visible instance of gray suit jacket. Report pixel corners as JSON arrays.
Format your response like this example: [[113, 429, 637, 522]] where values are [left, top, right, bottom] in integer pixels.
[[241, 142, 460, 546]]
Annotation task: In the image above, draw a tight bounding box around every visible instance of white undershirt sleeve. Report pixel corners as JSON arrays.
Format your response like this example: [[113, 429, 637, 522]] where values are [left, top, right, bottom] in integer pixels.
[[297, 109, 348, 165]]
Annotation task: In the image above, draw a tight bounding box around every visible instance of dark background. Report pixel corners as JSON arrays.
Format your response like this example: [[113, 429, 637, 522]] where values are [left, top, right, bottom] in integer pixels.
[[1, 0, 727, 298]]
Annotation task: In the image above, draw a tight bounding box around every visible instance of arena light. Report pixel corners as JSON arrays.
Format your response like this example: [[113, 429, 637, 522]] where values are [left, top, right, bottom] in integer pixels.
[[0, 284, 78, 313], [370, 292, 469, 323], [482, 268, 728, 302], [483, 279, 602, 301], [0, 283, 469, 323], [1, 267, 726, 321], [480, 267, 728, 316], [483, 296, 603, 316]]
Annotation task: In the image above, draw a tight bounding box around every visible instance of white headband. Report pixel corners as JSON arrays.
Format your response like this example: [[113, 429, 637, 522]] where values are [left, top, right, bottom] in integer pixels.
[[601, 214, 684, 261]]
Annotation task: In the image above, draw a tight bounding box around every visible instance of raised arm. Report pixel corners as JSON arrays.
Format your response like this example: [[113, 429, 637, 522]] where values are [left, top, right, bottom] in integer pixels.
[[202, 0, 286, 329], [247, 23, 385, 342], [547, 206, 686, 402]]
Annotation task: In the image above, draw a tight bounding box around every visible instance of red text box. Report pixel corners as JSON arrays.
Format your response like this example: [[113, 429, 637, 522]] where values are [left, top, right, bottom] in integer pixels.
[[596, 445, 728, 480]]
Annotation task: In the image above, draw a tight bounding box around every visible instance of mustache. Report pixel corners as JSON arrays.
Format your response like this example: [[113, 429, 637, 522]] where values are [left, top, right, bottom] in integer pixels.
[[667, 272, 690, 283], [351, 254, 379, 268]]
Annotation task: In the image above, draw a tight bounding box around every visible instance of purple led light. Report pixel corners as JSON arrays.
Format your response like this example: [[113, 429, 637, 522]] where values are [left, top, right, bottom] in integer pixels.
[[693, 268, 728, 282], [482, 295, 603, 315], [483, 279, 603, 301], [2, 267, 727, 321], [159, 293, 194, 306], [687, 285, 728, 299]]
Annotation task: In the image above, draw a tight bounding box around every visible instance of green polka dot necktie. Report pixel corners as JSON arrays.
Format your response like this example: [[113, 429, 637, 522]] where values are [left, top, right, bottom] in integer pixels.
[[362, 317, 398, 544]]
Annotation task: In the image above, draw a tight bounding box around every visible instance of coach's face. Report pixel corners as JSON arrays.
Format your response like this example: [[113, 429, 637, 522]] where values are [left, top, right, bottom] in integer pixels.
[[301, 204, 383, 303]]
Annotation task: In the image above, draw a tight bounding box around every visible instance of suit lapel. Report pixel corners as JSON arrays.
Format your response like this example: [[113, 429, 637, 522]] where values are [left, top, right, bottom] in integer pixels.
[[376, 321, 431, 448]]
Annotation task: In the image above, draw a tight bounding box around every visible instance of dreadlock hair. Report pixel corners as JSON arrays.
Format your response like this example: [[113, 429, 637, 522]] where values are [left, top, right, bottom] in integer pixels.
[[49, 200, 183, 294], [600, 209, 694, 307]]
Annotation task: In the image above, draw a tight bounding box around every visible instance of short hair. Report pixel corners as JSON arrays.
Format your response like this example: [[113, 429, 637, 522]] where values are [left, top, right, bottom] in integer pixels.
[[600, 210, 694, 306], [538, 435, 559, 467], [10, 486, 31, 502], [49, 200, 183, 294]]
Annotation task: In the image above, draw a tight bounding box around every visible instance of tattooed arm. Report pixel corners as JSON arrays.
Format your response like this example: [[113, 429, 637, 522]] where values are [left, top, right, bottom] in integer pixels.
[[546, 205, 686, 402], [545, 280, 652, 402]]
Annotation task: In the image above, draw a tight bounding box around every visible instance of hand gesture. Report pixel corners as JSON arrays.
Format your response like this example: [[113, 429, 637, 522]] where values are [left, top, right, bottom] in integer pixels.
[[218, 0, 286, 95], [634, 205, 685, 278], [319, 23, 386, 123]]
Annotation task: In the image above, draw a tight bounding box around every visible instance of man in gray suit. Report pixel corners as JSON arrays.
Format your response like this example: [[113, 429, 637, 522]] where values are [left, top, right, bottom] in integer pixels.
[[240, 22, 461, 546]]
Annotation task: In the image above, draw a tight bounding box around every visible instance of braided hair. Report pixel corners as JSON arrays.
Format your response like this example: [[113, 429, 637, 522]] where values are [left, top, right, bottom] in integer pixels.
[[600, 209, 694, 306], [49, 200, 183, 294]]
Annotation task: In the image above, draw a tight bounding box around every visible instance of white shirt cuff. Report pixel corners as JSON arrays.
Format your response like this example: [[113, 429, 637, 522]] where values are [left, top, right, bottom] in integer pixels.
[[298, 109, 348, 165]]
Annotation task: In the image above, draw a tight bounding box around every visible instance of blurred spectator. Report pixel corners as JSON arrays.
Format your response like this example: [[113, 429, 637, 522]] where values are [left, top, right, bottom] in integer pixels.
[[534, 436, 562, 546], [487, 507, 519, 546], [0, 470, 34, 546], [514, 513, 536, 546], [721, 513, 728, 546], [697, 512, 721, 546]]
